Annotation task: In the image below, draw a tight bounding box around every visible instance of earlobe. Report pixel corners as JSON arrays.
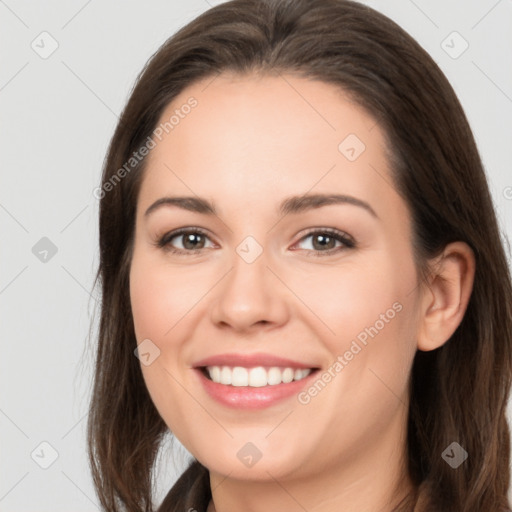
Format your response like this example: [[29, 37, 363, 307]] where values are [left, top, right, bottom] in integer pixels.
[[417, 241, 475, 352]]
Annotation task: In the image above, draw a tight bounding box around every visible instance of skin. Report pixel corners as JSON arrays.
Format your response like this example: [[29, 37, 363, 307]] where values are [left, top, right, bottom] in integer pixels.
[[129, 72, 475, 512]]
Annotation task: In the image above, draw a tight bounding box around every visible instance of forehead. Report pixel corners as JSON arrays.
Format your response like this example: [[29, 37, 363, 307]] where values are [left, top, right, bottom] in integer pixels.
[[138, 72, 400, 219]]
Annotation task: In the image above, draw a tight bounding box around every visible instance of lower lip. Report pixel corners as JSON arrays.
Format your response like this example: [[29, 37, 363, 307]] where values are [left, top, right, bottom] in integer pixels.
[[194, 368, 318, 409]]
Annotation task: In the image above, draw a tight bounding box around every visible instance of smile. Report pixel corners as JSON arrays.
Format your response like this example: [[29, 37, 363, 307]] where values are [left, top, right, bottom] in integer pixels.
[[194, 366, 320, 409], [202, 365, 314, 387]]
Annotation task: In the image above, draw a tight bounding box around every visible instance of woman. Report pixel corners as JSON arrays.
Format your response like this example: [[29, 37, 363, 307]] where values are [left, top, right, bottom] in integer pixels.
[[87, 1, 512, 511]]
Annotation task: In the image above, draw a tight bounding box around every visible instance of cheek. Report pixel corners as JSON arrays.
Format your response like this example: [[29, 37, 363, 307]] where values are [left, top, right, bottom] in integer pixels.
[[129, 255, 204, 343], [129, 252, 215, 410], [298, 249, 418, 402], [130, 271, 167, 344], [332, 259, 418, 403], [129, 256, 193, 431], [290, 257, 414, 345]]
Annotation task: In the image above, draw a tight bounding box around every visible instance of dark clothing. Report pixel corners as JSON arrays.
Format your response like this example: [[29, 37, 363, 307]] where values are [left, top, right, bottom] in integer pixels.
[[157, 460, 211, 512]]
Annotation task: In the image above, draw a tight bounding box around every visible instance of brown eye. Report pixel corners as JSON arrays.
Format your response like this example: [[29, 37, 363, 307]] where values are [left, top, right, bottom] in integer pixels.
[[157, 228, 214, 254], [180, 232, 206, 250], [294, 229, 355, 256], [311, 233, 337, 250]]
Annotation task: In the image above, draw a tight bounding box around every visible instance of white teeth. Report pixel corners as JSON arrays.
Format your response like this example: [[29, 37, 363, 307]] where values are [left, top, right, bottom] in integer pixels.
[[282, 368, 294, 383], [268, 367, 282, 385], [205, 366, 312, 387], [232, 367, 248, 386], [220, 366, 231, 385], [248, 367, 267, 387]]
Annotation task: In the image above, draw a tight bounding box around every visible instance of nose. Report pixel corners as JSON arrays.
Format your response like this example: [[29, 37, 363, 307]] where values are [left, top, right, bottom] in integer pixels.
[[209, 246, 290, 333]]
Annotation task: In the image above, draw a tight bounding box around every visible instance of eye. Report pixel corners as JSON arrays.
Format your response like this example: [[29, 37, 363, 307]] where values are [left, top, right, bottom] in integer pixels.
[[156, 227, 356, 257], [156, 227, 215, 254], [292, 228, 355, 256]]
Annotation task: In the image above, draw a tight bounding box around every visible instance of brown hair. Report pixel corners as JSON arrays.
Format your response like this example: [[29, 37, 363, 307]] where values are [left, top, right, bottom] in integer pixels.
[[87, 0, 512, 510]]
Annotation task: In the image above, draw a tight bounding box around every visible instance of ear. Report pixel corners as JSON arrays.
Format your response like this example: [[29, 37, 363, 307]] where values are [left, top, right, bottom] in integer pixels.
[[417, 241, 475, 352]]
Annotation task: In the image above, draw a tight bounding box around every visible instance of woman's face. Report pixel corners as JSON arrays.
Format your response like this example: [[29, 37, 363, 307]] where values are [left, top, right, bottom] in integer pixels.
[[129, 73, 422, 484]]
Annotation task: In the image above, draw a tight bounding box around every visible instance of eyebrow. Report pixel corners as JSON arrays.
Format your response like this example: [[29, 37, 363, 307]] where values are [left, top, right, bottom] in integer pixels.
[[144, 193, 378, 219]]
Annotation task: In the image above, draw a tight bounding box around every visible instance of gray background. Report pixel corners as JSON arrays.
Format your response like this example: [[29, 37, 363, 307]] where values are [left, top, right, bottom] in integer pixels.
[[1, 0, 511, 510]]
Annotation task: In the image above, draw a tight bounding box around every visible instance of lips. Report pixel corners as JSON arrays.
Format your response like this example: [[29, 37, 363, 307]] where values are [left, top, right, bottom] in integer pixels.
[[193, 363, 320, 409], [193, 352, 319, 370], [191, 352, 322, 409]]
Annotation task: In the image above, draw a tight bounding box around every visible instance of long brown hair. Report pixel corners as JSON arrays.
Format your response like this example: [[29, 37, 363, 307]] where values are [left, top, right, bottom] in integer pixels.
[[87, 1, 512, 510]]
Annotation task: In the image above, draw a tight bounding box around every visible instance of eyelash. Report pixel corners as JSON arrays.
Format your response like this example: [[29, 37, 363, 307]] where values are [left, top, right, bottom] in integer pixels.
[[156, 227, 356, 257]]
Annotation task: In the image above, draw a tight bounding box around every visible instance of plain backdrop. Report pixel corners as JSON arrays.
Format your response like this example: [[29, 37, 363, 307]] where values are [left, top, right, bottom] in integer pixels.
[[1, 0, 511, 510]]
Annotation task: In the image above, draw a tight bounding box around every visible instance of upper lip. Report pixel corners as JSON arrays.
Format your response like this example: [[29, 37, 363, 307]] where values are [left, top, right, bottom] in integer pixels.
[[193, 352, 320, 369]]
